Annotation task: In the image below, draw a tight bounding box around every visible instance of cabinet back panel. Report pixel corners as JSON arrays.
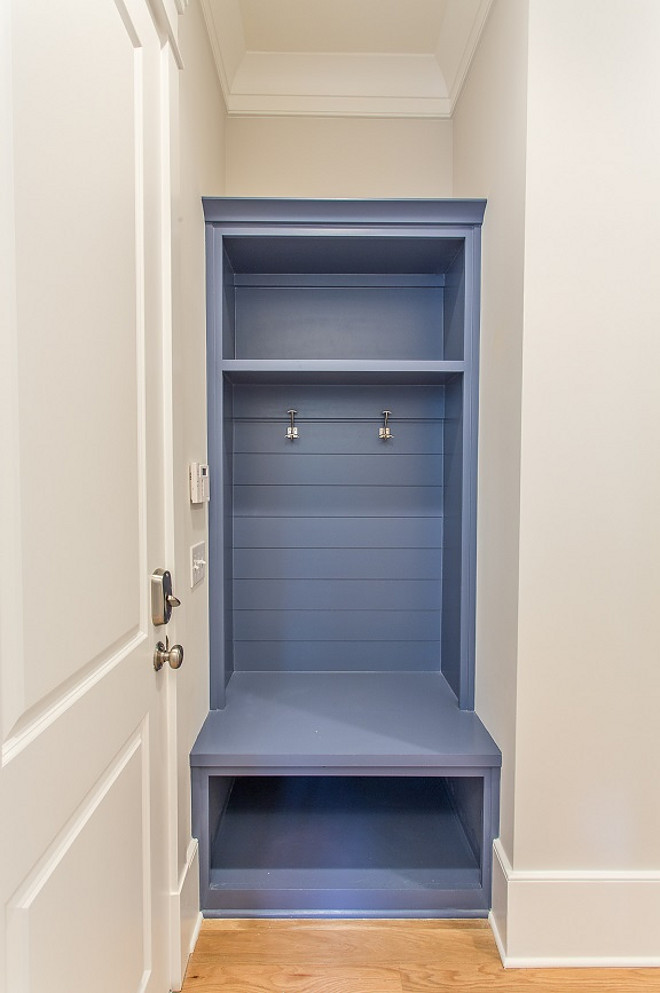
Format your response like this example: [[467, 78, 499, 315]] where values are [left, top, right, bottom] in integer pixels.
[[234, 421, 445, 455], [234, 453, 444, 487], [234, 579, 441, 611], [234, 609, 441, 643], [233, 641, 440, 672], [234, 484, 443, 518], [234, 284, 445, 360], [233, 517, 442, 549], [232, 383, 446, 420], [229, 384, 445, 674], [233, 547, 442, 580]]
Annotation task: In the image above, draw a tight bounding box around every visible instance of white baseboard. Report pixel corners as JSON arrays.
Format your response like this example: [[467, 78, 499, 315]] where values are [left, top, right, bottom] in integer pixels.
[[491, 839, 660, 968], [189, 909, 203, 953], [169, 838, 201, 991], [488, 909, 507, 964]]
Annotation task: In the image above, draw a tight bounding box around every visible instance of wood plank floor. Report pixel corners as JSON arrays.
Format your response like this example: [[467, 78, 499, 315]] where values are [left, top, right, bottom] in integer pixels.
[[182, 920, 660, 993]]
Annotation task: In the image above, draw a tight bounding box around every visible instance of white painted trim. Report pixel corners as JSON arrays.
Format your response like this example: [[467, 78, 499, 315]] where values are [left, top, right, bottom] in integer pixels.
[[0, 0, 26, 744], [504, 953, 660, 969], [488, 909, 507, 965], [494, 838, 660, 882], [1, 629, 146, 767], [169, 839, 201, 991], [145, 0, 184, 67], [189, 909, 203, 954], [200, 0, 491, 119], [493, 839, 660, 967], [7, 724, 149, 991], [224, 94, 451, 119], [199, 0, 244, 100], [10, 739, 148, 900], [445, 0, 494, 109]]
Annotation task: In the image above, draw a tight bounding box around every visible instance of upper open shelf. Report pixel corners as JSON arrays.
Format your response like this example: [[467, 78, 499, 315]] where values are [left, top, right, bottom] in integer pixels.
[[219, 359, 464, 385], [219, 235, 468, 364]]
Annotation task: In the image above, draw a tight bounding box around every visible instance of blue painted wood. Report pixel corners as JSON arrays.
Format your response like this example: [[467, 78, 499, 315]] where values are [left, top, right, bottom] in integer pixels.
[[458, 227, 482, 710], [233, 421, 445, 455], [233, 548, 442, 581], [231, 382, 446, 419], [206, 228, 227, 709], [444, 243, 465, 361], [197, 197, 497, 919], [233, 609, 441, 643], [233, 579, 441, 611], [222, 379, 235, 695], [202, 197, 487, 226], [222, 247, 236, 359], [206, 775, 486, 914], [190, 672, 502, 769], [233, 641, 441, 672], [441, 377, 464, 701], [234, 284, 445, 360], [235, 273, 446, 287], [222, 360, 464, 385], [213, 776, 480, 871], [233, 453, 444, 486], [222, 234, 469, 276], [233, 516, 443, 549], [234, 484, 443, 519]]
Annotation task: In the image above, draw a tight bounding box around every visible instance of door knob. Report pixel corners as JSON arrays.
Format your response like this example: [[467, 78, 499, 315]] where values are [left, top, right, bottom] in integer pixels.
[[151, 568, 181, 626], [153, 636, 184, 671]]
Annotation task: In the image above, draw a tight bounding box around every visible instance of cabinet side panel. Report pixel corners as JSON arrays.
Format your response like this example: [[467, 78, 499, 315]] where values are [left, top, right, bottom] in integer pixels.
[[444, 247, 466, 361], [222, 380, 235, 689], [208, 232, 235, 708], [222, 248, 236, 359], [441, 377, 464, 699]]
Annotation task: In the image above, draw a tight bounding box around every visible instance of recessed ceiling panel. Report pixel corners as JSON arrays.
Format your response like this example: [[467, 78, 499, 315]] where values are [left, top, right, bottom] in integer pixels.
[[240, 0, 448, 55], [201, 0, 493, 117]]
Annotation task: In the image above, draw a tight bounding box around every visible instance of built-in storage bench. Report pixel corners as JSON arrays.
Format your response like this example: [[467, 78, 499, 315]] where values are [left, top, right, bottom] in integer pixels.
[[191, 198, 501, 917]]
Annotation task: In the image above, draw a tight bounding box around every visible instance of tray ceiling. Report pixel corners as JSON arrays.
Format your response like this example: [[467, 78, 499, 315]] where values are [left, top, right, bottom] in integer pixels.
[[201, 0, 493, 118]]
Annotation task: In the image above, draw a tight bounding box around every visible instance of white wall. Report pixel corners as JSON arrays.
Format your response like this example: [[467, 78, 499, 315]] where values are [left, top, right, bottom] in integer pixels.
[[171, 0, 226, 976], [225, 115, 453, 197], [453, 0, 529, 874], [504, 0, 660, 964], [178, 0, 660, 965], [455, 0, 660, 965]]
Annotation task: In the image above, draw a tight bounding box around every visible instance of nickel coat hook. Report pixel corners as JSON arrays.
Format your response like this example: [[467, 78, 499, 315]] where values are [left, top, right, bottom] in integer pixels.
[[379, 410, 393, 441], [286, 409, 298, 441]]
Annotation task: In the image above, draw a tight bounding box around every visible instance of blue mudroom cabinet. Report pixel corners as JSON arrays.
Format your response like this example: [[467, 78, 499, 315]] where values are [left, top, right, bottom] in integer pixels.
[[191, 199, 501, 917]]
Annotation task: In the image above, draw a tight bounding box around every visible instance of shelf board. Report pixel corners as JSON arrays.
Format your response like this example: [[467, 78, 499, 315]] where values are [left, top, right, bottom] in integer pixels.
[[190, 671, 501, 771], [220, 359, 464, 385]]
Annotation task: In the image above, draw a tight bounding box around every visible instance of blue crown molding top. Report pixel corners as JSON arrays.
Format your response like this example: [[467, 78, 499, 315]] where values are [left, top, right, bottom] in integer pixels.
[[202, 197, 487, 227]]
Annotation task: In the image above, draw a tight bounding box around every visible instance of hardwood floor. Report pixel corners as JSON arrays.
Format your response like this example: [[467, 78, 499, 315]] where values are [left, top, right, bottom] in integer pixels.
[[182, 920, 660, 992]]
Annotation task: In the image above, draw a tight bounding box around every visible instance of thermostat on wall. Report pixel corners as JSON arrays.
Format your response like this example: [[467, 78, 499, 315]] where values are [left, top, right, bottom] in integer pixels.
[[189, 462, 210, 504]]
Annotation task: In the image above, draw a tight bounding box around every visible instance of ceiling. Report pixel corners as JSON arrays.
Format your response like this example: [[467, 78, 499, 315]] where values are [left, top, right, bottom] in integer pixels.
[[201, 0, 493, 118]]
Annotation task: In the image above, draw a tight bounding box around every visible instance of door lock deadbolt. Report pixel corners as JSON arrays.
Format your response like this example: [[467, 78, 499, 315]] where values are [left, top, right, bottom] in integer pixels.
[[150, 568, 181, 626]]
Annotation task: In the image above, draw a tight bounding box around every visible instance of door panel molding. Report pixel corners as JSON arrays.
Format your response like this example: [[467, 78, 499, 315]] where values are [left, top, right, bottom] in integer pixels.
[[2, 0, 157, 745], [1, 0, 180, 988], [2, 628, 146, 766], [6, 722, 151, 993]]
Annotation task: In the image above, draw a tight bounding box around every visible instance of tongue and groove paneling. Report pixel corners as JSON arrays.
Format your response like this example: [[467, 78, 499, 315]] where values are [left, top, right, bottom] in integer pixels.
[[230, 383, 445, 674]]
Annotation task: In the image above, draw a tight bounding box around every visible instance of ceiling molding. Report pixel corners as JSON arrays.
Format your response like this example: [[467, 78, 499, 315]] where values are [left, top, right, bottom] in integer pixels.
[[200, 0, 493, 119], [439, 0, 493, 107]]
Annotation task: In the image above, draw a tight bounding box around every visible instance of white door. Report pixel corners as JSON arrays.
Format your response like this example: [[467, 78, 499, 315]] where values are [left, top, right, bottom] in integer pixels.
[[1, 1, 181, 991]]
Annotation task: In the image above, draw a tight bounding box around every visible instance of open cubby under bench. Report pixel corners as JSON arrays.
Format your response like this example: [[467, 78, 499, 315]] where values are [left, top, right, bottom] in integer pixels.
[[192, 198, 501, 918], [191, 671, 500, 916]]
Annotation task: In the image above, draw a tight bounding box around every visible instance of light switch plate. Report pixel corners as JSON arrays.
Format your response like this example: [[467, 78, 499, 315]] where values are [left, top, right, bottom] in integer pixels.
[[190, 541, 206, 588]]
